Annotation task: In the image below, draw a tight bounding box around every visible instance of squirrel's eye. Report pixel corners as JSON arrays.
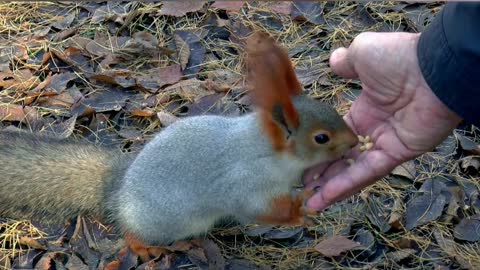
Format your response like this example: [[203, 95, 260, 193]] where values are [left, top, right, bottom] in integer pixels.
[[314, 133, 330, 144]]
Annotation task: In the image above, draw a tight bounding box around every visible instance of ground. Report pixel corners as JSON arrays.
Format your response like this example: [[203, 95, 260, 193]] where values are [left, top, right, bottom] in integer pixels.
[[0, 1, 479, 270]]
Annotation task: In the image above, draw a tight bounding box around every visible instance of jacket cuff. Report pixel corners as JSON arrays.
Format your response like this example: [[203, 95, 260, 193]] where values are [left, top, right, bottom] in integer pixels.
[[417, 3, 480, 126]]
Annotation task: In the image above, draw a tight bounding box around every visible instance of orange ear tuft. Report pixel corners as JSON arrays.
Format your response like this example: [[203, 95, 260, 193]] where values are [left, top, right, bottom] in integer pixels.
[[245, 31, 303, 151]]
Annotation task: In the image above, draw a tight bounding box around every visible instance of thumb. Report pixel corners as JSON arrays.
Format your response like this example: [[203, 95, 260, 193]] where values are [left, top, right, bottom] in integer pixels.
[[329, 47, 358, 79]]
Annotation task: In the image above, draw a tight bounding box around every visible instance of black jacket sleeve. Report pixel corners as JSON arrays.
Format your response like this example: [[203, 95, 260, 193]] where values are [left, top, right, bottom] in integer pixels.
[[417, 2, 480, 127]]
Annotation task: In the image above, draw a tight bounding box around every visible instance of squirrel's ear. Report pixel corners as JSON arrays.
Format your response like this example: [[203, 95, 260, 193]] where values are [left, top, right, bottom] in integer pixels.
[[245, 31, 303, 151]]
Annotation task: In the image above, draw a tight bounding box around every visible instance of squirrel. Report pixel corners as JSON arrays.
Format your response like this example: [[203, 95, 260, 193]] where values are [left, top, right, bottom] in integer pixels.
[[0, 31, 358, 261]]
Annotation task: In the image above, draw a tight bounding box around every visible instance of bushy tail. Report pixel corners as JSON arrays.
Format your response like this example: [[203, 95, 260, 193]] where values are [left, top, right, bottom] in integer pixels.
[[0, 131, 131, 223]]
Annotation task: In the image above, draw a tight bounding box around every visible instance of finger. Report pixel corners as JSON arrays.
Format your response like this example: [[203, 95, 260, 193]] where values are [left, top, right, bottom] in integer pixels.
[[302, 162, 331, 186], [306, 150, 396, 210], [303, 142, 362, 187], [329, 47, 358, 79], [305, 160, 349, 189]]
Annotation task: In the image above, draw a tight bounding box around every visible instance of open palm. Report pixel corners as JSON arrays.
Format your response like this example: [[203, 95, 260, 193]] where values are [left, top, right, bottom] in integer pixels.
[[305, 32, 461, 210]]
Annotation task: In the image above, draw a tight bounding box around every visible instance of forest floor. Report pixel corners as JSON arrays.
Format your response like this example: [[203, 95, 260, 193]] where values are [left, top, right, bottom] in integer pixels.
[[0, 1, 479, 269]]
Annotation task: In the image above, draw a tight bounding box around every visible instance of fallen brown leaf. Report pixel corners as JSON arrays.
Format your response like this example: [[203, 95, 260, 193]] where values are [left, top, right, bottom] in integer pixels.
[[200, 239, 225, 270], [158, 1, 206, 17], [157, 111, 178, 127], [174, 34, 190, 70], [211, 1, 245, 12], [163, 78, 212, 101], [391, 160, 417, 180], [131, 108, 155, 117], [291, 2, 325, 24], [0, 69, 39, 91], [51, 26, 79, 42], [51, 12, 75, 30], [135, 65, 183, 93], [0, 104, 38, 122], [18, 236, 47, 250], [314, 235, 360, 257], [90, 70, 136, 88], [454, 214, 480, 242], [85, 36, 130, 57], [267, 2, 293, 15], [46, 72, 77, 92]]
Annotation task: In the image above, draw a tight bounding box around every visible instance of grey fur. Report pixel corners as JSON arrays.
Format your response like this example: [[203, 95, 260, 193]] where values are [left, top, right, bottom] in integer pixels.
[[111, 95, 356, 245]]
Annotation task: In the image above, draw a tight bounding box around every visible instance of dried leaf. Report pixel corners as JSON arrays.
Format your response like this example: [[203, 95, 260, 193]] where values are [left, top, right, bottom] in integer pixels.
[[295, 60, 329, 87], [264, 227, 303, 240], [50, 47, 93, 73], [453, 215, 480, 242], [46, 72, 77, 92], [391, 160, 416, 179], [226, 259, 266, 270], [174, 30, 206, 75], [166, 240, 195, 252], [186, 93, 239, 116], [174, 34, 190, 70], [388, 196, 404, 229], [157, 111, 178, 127], [434, 230, 477, 269], [267, 2, 293, 15], [19, 236, 47, 250], [33, 26, 51, 38], [12, 249, 43, 269], [64, 254, 89, 270], [121, 31, 165, 57], [90, 71, 136, 88], [43, 115, 77, 139], [187, 248, 208, 268], [135, 65, 183, 93], [353, 229, 375, 251], [405, 192, 447, 230], [460, 156, 480, 175], [85, 36, 130, 57], [245, 225, 274, 237], [0, 104, 38, 122], [76, 88, 131, 114], [404, 5, 436, 32], [131, 108, 155, 117], [200, 239, 226, 270], [385, 248, 416, 262], [158, 1, 206, 17], [364, 195, 392, 232], [314, 235, 360, 257], [164, 78, 212, 101], [90, 2, 130, 24], [51, 26, 78, 42], [291, 2, 324, 24], [51, 12, 75, 30], [35, 253, 53, 270], [455, 132, 480, 154], [211, 1, 245, 12], [0, 69, 39, 91], [205, 69, 242, 93]]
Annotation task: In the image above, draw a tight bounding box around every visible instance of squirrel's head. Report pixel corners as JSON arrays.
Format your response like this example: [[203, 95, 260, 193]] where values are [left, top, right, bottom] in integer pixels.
[[244, 31, 358, 166], [270, 95, 358, 166]]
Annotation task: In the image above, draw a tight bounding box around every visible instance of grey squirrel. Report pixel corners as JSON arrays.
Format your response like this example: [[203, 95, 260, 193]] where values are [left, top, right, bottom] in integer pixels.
[[0, 32, 358, 260]]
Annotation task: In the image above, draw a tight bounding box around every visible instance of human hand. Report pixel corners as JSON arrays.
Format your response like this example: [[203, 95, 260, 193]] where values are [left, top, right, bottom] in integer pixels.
[[304, 32, 462, 210]]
